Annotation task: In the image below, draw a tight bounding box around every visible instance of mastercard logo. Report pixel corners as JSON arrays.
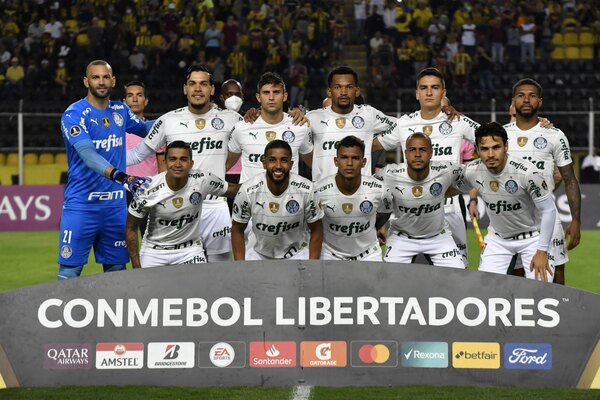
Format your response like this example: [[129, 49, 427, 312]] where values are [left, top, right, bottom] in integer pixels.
[[358, 344, 390, 364]]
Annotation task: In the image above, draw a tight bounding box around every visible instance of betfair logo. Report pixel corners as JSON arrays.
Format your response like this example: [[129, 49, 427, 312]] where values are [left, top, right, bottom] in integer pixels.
[[452, 342, 500, 369]]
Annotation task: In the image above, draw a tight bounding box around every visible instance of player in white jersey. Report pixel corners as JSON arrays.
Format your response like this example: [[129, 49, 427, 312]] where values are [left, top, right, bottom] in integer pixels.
[[373, 68, 479, 267], [231, 140, 323, 260], [126, 65, 242, 262], [457, 122, 556, 281], [307, 66, 400, 182], [504, 78, 580, 285], [126, 141, 239, 268], [376, 133, 465, 268], [314, 136, 393, 261], [227, 72, 313, 183]]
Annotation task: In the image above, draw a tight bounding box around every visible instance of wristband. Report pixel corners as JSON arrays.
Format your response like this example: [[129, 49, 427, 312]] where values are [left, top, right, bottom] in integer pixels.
[[469, 198, 478, 205], [110, 169, 127, 184]]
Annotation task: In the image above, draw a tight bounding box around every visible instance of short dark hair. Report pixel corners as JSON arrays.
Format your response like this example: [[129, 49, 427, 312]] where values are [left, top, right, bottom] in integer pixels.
[[185, 64, 213, 85], [337, 135, 365, 156], [328, 66, 359, 87], [405, 132, 432, 149], [257, 72, 286, 92], [475, 122, 508, 146], [165, 140, 193, 159], [124, 80, 147, 96], [264, 139, 292, 158], [85, 59, 112, 76], [416, 67, 445, 89], [512, 78, 542, 97]]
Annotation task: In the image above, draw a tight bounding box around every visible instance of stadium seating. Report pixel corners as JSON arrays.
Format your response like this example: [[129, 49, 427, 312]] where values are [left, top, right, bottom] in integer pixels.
[[24, 153, 39, 165], [565, 46, 580, 60], [38, 153, 55, 165], [551, 46, 565, 60], [0, 153, 5, 166], [0, 166, 18, 185], [55, 153, 67, 165], [563, 31, 578, 46], [6, 153, 18, 166]]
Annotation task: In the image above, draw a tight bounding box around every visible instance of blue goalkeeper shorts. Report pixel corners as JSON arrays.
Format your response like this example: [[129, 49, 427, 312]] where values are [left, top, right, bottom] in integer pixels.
[[57, 206, 129, 266]]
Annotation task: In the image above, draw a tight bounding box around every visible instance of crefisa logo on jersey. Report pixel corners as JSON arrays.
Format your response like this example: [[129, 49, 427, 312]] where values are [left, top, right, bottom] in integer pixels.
[[282, 130, 295, 143], [359, 200, 373, 214], [112, 112, 124, 127], [189, 192, 202, 205], [352, 116, 365, 129], [69, 125, 81, 137], [286, 199, 300, 214], [505, 179, 518, 194], [439, 122, 452, 135], [211, 117, 224, 130], [534, 137, 547, 149], [430, 182, 443, 196]]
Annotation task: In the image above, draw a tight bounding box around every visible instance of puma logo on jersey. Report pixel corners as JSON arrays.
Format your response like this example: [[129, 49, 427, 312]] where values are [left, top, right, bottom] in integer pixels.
[[320, 120, 329, 126], [395, 186, 405, 194], [476, 180, 484, 187], [180, 121, 189, 128], [157, 201, 167, 208], [249, 132, 259, 139], [256, 202, 265, 209], [90, 118, 98, 125], [325, 204, 335, 212]]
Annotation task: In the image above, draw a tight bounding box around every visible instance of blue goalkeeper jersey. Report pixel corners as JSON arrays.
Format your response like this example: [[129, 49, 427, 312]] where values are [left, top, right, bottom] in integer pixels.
[[61, 98, 147, 209]]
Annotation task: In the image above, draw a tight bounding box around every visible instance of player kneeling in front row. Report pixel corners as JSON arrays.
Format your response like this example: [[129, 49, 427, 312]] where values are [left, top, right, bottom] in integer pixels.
[[376, 133, 465, 268], [314, 136, 393, 261], [125, 141, 239, 268], [231, 140, 323, 260], [456, 122, 556, 281]]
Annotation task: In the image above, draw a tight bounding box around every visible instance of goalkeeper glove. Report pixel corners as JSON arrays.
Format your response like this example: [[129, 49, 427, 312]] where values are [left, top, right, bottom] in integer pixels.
[[110, 169, 151, 198]]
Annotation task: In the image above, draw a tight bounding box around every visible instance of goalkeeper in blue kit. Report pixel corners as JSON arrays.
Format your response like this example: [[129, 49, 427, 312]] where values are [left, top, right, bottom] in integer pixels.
[[57, 60, 154, 279]]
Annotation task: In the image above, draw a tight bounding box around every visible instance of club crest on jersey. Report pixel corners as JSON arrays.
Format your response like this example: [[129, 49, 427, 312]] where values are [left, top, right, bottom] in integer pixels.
[[489, 181, 500, 192], [172, 197, 184, 208], [359, 200, 373, 214], [60, 245, 72, 259], [534, 137, 548, 149], [517, 137, 528, 147], [113, 112, 124, 127], [195, 118, 206, 130], [189, 192, 202, 205], [269, 202, 280, 213], [102, 117, 110, 128], [342, 203, 353, 214], [335, 118, 346, 129], [286, 199, 300, 214], [505, 179, 518, 194], [282, 130, 295, 143], [412, 186, 423, 198], [69, 126, 81, 137], [211, 117, 224, 130], [439, 121, 452, 135], [352, 116, 365, 128], [430, 182, 443, 196], [266, 131, 277, 142], [422, 125, 433, 136]]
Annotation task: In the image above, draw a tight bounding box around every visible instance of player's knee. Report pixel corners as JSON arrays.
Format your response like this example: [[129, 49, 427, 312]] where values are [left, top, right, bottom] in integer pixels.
[[103, 264, 126, 273], [58, 264, 83, 280]]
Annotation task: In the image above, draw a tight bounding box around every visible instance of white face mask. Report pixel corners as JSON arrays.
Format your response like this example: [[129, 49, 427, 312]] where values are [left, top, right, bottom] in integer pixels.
[[224, 95, 243, 112]]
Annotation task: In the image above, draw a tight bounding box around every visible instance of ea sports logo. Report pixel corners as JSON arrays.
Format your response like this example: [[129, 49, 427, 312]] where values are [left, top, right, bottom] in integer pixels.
[[358, 344, 390, 364], [209, 342, 235, 367]]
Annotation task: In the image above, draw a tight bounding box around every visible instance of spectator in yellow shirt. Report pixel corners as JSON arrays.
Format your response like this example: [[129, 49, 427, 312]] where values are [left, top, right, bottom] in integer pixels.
[[5, 57, 24, 99]]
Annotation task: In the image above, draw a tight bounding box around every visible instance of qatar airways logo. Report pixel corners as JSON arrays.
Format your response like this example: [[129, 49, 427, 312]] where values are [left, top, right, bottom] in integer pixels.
[[93, 134, 123, 152]]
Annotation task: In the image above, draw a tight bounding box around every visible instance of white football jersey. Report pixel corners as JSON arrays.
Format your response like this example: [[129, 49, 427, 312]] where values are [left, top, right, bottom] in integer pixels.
[[314, 174, 393, 258], [129, 170, 228, 249], [307, 105, 400, 181], [505, 122, 572, 192], [457, 155, 552, 238], [144, 106, 241, 207], [232, 172, 323, 258], [228, 114, 313, 183], [377, 161, 463, 238]]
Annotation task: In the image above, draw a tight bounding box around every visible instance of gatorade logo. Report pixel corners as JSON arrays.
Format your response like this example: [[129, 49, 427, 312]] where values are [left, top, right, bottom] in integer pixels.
[[300, 341, 347, 367]]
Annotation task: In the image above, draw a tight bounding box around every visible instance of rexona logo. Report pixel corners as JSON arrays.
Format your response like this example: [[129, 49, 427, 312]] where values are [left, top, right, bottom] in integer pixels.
[[197, 341, 246, 368], [44, 343, 92, 369], [147, 342, 195, 369], [250, 341, 296, 368], [452, 342, 500, 369], [300, 341, 347, 367], [351, 341, 397, 367], [401, 341, 448, 368], [96, 343, 144, 369], [504, 343, 552, 370]]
